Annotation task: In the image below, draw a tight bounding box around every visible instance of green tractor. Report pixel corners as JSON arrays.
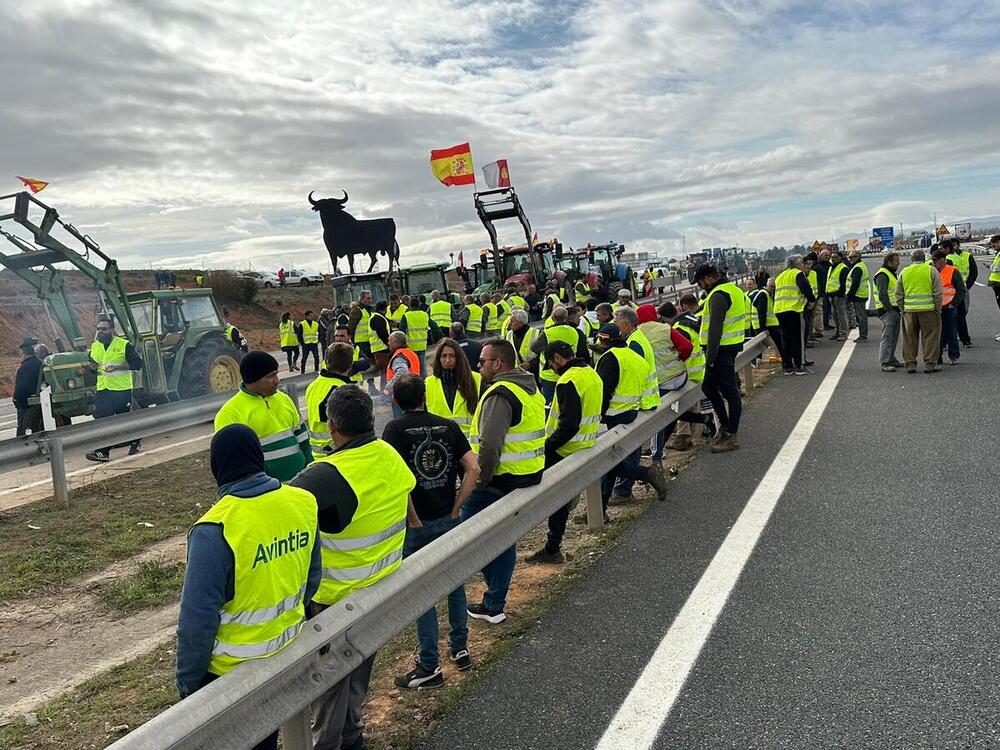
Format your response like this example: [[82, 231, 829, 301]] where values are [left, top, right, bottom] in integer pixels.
[[329, 271, 391, 309], [399, 262, 461, 306], [0, 191, 243, 423]]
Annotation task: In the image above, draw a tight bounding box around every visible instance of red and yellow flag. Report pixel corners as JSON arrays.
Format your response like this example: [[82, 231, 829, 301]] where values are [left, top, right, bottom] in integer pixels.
[[430, 143, 475, 187], [16, 176, 49, 194]]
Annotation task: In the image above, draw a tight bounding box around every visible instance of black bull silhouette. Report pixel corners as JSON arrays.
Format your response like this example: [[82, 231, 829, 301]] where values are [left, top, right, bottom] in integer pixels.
[[309, 191, 399, 274]]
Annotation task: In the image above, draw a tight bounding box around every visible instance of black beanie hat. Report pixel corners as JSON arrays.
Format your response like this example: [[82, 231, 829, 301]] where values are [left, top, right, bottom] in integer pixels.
[[240, 351, 279, 384]]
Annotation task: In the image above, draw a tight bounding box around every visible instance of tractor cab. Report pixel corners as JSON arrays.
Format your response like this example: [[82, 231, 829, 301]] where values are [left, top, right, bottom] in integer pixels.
[[470, 250, 498, 296], [399, 262, 460, 305], [584, 242, 636, 298], [329, 272, 390, 310]]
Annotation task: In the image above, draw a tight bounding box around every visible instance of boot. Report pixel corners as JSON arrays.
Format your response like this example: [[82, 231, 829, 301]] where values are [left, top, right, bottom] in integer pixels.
[[644, 463, 668, 501], [710, 433, 740, 453], [667, 434, 693, 451]]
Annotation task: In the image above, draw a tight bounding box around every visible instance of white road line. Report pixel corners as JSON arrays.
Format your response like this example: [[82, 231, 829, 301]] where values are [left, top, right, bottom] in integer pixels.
[[0, 432, 212, 497], [596, 338, 857, 750]]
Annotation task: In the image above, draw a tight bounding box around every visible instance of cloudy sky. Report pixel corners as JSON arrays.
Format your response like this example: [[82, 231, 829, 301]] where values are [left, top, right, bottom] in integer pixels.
[[2, 0, 999, 272]]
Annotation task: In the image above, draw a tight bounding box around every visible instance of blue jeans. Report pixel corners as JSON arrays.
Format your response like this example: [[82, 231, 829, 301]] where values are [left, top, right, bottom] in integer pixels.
[[540, 378, 556, 406], [940, 305, 960, 362], [461, 489, 516, 612], [403, 515, 467, 670], [602, 446, 645, 508]]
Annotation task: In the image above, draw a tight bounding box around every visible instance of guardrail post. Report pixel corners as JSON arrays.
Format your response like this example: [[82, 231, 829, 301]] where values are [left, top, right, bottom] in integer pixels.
[[48, 437, 70, 508], [283, 382, 300, 411], [742, 361, 755, 395], [280, 708, 312, 750], [585, 480, 605, 530]]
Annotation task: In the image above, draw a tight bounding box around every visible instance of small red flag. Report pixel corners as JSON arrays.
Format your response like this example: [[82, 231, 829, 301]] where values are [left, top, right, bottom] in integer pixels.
[[17, 176, 49, 194], [458, 251, 465, 268]]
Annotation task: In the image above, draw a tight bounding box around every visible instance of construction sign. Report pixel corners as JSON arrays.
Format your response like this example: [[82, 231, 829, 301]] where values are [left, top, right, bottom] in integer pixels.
[[938, 224, 951, 236]]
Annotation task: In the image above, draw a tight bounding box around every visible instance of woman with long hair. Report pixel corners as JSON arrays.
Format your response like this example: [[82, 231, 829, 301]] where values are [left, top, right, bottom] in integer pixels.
[[425, 337, 481, 435], [279, 311, 299, 372]]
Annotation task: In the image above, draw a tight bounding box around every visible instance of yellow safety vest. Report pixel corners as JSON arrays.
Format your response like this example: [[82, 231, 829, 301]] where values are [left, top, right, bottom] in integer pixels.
[[387, 304, 407, 325], [430, 300, 453, 329], [599, 347, 646, 417], [305, 374, 354, 455], [425, 372, 482, 435], [355, 308, 370, 344], [483, 302, 499, 333], [90, 336, 133, 391], [807, 270, 819, 297], [826, 263, 847, 294], [539, 324, 579, 382], [673, 322, 706, 383], [197, 485, 317, 676], [403, 309, 429, 352], [990, 251, 1000, 284], [351, 346, 363, 383], [495, 299, 511, 329], [509, 295, 527, 311], [848, 262, 870, 300], [506, 325, 539, 366], [749, 289, 778, 331], [300, 320, 319, 345], [637, 321, 686, 389], [774, 268, 806, 314], [946, 251, 971, 277], [699, 281, 748, 347], [279, 321, 297, 348], [545, 293, 561, 314], [214, 387, 309, 481], [369, 312, 388, 353], [546, 364, 602, 458], [465, 303, 483, 334], [873, 267, 898, 312], [626, 328, 661, 409], [311, 440, 415, 605], [575, 280, 591, 303], [899, 263, 935, 311], [469, 380, 545, 477]]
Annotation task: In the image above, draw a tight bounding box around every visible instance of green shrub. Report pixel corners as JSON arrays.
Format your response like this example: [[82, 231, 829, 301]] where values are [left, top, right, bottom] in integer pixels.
[[206, 271, 257, 305]]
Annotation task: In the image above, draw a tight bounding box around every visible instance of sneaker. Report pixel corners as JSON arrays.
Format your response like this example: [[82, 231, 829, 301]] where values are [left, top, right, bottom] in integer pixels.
[[813, 331, 824, 338], [803, 360, 815, 366], [804, 343, 815, 348], [644, 463, 668, 502], [85, 450, 110, 463], [783, 369, 795, 376], [881, 364, 896, 372], [668, 435, 694, 451], [949, 359, 960, 366], [467, 603, 506, 624], [525, 547, 565, 565], [963, 341, 973, 348], [794, 368, 808, 376], [128, 441, 142, 456], [450, 649, 472, 672], [855, 336, 868, 342], [710, 434, 740, 453], [924, 365, 942, 373], [890, 360, 905, 368], [394, 663, 443, 690], [907, 368, 917, 374], [702, 419, 717, 439]]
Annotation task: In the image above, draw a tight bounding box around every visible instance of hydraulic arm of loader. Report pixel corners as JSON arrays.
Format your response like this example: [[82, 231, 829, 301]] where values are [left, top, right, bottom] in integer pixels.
[[0, 191, 138, 350], [474, 188, 533, 283]]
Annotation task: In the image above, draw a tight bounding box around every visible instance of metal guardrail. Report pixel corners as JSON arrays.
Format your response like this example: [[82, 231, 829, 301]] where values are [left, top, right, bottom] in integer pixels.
[[106, 333, 771, 750]]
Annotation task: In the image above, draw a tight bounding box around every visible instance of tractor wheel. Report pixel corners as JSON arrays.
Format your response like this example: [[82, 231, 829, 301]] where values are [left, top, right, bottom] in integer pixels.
[[177, 337, 242, 400], [607, 279, 623, 299]]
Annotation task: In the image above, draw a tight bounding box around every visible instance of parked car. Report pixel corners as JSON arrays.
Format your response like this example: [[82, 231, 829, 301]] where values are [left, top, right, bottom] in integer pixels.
[[282, 268, 325, 286], [240, 270, 280, 288]]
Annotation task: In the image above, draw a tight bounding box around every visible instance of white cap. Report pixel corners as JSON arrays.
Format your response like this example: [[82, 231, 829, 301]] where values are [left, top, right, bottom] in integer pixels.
[[617, 288, 631, 297]]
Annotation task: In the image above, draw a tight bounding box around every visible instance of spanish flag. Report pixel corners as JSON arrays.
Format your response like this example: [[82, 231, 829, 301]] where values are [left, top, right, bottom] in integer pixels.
[[16, 176, 49, 194], [430, 143, 475, 187]]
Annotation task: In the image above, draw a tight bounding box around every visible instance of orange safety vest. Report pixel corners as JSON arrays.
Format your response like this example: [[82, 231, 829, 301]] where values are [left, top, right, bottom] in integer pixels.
[[384, 347, 420, 389], [939, 264, 956, 308]]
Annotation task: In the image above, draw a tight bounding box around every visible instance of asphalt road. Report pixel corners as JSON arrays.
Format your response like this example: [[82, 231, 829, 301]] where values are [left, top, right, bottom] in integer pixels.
[[420, 262, 1000, 749]]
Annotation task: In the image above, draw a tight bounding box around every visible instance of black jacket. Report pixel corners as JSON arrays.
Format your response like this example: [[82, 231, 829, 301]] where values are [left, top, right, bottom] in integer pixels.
[[13, 356, 43, 409]]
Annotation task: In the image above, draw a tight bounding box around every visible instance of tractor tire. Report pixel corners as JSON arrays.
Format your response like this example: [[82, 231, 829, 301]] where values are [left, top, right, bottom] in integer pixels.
[[607, 279, 623, 299], [177, 337, 242, 400]]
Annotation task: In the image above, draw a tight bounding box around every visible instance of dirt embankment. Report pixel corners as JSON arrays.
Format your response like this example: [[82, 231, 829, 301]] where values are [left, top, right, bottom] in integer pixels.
[[0, 270, 335, 397]]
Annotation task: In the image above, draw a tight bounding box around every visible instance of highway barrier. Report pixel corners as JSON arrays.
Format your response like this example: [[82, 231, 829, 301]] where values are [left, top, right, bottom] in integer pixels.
[[105, 333, 771, 750]]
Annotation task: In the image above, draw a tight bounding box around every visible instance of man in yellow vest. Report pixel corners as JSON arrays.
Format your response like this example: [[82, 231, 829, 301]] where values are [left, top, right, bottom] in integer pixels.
[[459, 294, 484, 337], [845, 250, 871, 342], [932, 248, 967, 365], [304, 343, 357, 456], [369, 300, 392, 395], [505, 308, 539, 371], [491, 291, 510, 335], [749, 278, 783, 362], [288, 386, 415, 750], [333, 325, 371, 384], [873, 252, 903, 371], [464, 338, 546, 624], [214, 352, 312, 480], [826, 249, 850, 341], [695, 263, 748, 452], [526, 341, 603, 565], [895, 249, 943, 373], [397, 300, 433, 376], [176, 424, 320, 750], [387, 293, 407, 329], [530, 306, 588, 404], [348, 289, 373, 362], [989, 234, 1000, 342], [613, 288, 636, 311], [381, 375, 480, 689], [481, 293, 497, 336], [943, 236, 977, 346], [662, 302, 717, 452], [299, 310, 321, 373], [773, 256, 814, 375], [429, 290, 453, 331], [86, 316, 144, 462], [279, 312, 299, 372]]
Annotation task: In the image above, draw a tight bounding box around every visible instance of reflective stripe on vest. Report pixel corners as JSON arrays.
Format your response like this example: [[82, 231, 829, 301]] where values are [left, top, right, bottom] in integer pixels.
[[539, 324, 578, 382], [310, 440, 415, 605], [807, 270, 819, 296], [430, 300, 452, 328], [849, 262, 870, 300], [599, 347, 646, 417], [638, 321, 687, 388], [425, 371, 481, 436], [469, 380, 546, 476], [873, 267, 898, 312], [214, 389, 308, 481], [355, 308, 370, 344], [483, 303, 499, 332], [369, 313, 389, 353], [939, 264, 956, 307], [279, 321, 297, 348], [403, 310, 429, 352], [387, 304, 407, 324], [465, 303, 483, 334], [674, 322, 705, 383], [773, 268, 806, 314], [305, 375, 353, 454], [90, 336, 133, 391], [546, 365, 602, 457], [300, 320, 319, 344], [699, 282, 748, 347], [196, 484, 317, 675], [826, 263, 847, 294], [900, 263, 935, 311], [506, 326, 539, 366]]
